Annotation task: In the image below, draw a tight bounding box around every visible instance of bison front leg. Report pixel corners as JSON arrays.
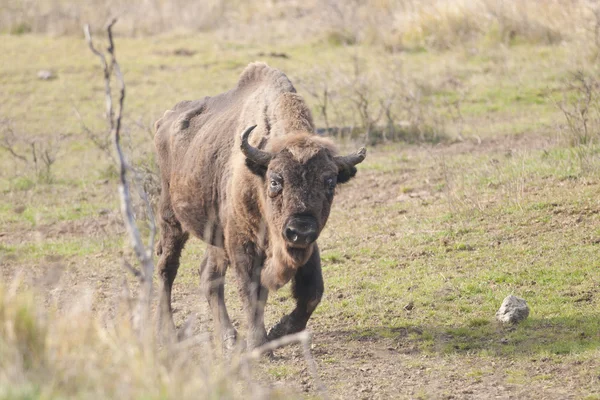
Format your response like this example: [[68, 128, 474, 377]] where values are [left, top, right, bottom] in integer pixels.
[[240, 278, 269, 350], [199, 246, 237, 350], [230, 242, 269, 350], [268, 245, 323, 341]]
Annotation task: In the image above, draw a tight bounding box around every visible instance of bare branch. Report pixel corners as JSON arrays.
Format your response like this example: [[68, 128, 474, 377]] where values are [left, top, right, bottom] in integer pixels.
[[85, 18, 156, 336], [123, 259, 142, 278], [0, 122, 28, 163], [84, 23, 113, 129], [0, 145, 28, 163], [240, 331, 329, 398], [0, 140, 28, 163]]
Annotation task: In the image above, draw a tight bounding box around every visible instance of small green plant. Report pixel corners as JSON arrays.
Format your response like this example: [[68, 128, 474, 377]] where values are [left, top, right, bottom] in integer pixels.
[[9, 22, 31, 35]]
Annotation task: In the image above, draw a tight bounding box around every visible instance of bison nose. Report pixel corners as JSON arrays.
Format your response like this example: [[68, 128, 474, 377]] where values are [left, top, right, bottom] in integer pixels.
[[284, 226, 317, 245], [283, 216, 318, 246]]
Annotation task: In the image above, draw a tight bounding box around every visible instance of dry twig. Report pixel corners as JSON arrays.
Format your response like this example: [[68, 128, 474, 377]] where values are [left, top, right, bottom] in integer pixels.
[[239, 330, 328, 398], [0, 122, 28, 163], [85, 18, 156, 336]]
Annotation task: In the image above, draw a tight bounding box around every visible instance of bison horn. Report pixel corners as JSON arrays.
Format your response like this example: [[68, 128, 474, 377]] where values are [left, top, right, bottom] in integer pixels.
[[240, 125, 273, 167], [334, 147, 367, 167]]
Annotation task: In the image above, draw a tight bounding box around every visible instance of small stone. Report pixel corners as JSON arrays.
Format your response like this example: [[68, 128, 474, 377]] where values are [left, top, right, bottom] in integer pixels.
[[37, 70, 55, 80], [403, 301, 414, 311], [496, 295, 529, 324]]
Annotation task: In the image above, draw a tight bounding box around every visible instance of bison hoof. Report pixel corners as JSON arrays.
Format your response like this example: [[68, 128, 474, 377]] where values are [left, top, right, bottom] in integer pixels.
[[222, 331, 237, 351], [247, 329, 268, 350], [267, 315, 304, 341]]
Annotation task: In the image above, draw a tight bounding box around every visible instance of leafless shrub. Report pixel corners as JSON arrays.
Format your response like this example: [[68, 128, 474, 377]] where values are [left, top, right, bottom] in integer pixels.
[[127, 117, 162, 209], [0, 120, 64, 184], [342, 56, 385, 143], [351, 58, 447, 145], [297, 55, 449, 145], [552, 70, 600, 172], [554, 71, 600, 147], [301, 68, 335, 134]]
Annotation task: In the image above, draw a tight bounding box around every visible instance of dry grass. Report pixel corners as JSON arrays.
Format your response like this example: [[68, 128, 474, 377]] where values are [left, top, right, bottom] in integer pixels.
[[322, 0, 595, 51], [2, 0, 597, 51], [0, 0, 231, 36], [383, 0, 581, 50], [0, 278, 298, 399]]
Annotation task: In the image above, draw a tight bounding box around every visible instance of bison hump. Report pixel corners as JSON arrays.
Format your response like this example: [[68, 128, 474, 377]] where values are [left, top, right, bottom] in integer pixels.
[[237, 62, 296, 94]]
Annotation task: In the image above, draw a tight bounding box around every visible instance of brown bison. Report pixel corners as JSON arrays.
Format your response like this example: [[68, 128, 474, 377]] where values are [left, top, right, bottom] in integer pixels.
[[154, 62, 366, 349]]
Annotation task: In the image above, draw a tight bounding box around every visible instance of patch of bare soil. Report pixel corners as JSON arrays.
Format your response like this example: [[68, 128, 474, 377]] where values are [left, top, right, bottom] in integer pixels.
[[255, 315, 599, 399]]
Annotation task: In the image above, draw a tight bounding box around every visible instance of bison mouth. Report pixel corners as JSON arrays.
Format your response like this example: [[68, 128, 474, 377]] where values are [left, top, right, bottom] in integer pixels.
[[285, 243, 314, 264]]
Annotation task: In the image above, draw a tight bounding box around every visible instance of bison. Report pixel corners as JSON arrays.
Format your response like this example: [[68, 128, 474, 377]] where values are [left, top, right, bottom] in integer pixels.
[[154, 62, 366, 349]]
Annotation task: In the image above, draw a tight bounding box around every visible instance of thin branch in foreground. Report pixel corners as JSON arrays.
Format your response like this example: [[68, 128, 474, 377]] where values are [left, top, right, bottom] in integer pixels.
[[123, 260, 142, 278], [85, 18, 155, 336], [240, 331, 329, 399], [84, 24, 113, 128]]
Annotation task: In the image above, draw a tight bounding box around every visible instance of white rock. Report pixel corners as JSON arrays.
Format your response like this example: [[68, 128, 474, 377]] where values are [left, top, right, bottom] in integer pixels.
[[496, 295, 529, 324], [37, 70, 55, 80]]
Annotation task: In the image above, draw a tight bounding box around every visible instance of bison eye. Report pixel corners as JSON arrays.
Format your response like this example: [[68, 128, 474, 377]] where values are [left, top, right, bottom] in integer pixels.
[[268, 176, 283, 197], [325, 177, 337, 192]]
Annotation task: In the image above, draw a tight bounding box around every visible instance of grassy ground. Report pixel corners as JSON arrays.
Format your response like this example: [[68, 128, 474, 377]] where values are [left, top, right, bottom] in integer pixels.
[[1, 27, 600, 399]]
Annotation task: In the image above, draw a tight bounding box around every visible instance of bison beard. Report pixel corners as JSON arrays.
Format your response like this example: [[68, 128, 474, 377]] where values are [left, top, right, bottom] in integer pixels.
[[154, 62, 365, 350]]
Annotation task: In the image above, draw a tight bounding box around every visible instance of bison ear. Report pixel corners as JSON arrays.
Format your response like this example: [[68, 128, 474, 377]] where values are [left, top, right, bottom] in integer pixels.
[[245, 158, 268, 177], [335, 147, 366, 184], [337, 165, 358, 184]]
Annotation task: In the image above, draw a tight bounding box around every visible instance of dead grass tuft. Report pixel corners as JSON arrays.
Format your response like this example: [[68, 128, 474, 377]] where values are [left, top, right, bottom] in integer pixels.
[[0, 0, 595, 53], [0, 279, 294, 399]]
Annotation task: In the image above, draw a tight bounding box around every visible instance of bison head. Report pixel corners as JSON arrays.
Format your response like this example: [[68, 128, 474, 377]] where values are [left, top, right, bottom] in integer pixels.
[[240, 125, 365, 285]]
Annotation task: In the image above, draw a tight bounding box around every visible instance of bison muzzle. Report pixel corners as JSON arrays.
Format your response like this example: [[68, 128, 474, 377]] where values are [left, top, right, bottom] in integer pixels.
[[154, 62, 366, 350]]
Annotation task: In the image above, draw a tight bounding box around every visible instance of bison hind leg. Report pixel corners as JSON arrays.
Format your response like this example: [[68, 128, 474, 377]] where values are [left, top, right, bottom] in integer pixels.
[[200, 246, 237, 350], [156, 187, 189, 339]]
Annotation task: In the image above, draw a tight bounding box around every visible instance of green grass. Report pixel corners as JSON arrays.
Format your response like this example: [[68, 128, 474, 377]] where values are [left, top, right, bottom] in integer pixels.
[[1, 236, 121, 261], [306, 138, 600, 366], [266, 365, 299, 380]]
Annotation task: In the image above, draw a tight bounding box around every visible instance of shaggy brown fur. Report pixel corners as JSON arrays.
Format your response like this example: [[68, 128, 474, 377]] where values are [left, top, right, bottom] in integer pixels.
[[154, 62, 365, 349]]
